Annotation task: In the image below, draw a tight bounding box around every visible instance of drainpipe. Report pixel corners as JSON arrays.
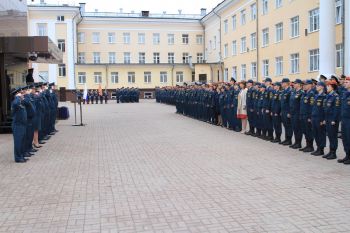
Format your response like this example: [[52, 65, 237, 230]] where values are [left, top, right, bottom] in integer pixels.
[[73, 7, 83, 90], [341, 0, 345, 74], [256, 0, 260, 82], [171, 64, 175, 86], [213, 10, 223, 82], [200, 20, 206, 82]]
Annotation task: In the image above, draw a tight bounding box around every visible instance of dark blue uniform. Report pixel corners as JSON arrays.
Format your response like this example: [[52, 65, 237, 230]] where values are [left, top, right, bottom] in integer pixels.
[[271, 89, 282, 142], [311, 92, 327, 155], [299, 89, 314, 152], [11, 96, 27, 162], [280, 87, 293, 144], [289, 88, 303, 148], [339, 90, 350, 164]]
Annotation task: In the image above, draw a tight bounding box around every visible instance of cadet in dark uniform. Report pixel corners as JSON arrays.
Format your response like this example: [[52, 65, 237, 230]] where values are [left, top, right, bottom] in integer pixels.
[[246, 80, 255, 135], [280, 78, 293, 145], [289, 79, 303, 149], [323, 80, 341, 160], [23, 85, 37, 157], [90, 90, 94, 104], [299, 80, 315, 152], [271, 82, 282, 143], [104, 90, 108, 104], [11, 88, 28, 163], [338, 77, 350, 164], [311, 82, 327, 156], [263, 78, 273, 140]]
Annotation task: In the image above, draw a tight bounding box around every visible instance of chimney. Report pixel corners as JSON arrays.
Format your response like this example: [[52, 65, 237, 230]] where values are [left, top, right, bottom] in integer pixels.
[[119, 8, 123, 13], [40, 0, 45, 4], [142, 11, 149, 17], [178, 9, 182, 14], [163, 11, 166, 15], [94, 9, 98, 12], [79, 3, 86, 14], [200, 8, 207, 16]]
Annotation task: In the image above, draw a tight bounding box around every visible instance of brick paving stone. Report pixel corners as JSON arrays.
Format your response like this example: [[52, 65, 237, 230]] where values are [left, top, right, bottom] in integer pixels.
[[0, 100, 350, 233]]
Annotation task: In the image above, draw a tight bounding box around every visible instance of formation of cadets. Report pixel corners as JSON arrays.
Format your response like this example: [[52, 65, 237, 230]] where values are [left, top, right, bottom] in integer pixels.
[[156, 75, 350, 165], [83, 90, 109, 104], [115, 88, 140, 103], [11, 82, 58, 163]]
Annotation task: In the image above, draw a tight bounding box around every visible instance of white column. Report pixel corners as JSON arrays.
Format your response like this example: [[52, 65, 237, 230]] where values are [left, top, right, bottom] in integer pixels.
[[345, 0, 350, 75], [66, 19, 75, 90], [319, 0, 335, 77]]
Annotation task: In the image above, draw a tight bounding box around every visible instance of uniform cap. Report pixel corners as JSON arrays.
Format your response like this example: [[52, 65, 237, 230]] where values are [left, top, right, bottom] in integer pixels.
[[293, 79, 303, 84], [247, 79, 254, 84], [304, 80, 313, 85], [281, 78, 290, 83], [264, 77, 272, 82], [317, 81, 326, 88]]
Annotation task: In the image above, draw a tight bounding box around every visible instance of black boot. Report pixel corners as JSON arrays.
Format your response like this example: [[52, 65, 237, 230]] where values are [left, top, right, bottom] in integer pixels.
[[322, 151, 332, 158], [311, 148, 324, 156], [299, 145, 308, 151], [292, 142, 302, 149], [271, 135, 281, 143], [282, 138, 292, 146], [326, 150, 337, 160], [303, 141, 314, 153], [338, 151, 350, 163]]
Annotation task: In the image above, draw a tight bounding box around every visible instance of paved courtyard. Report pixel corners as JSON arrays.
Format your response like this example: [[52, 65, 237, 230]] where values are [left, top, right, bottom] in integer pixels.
[[0, 100, 350, 233]]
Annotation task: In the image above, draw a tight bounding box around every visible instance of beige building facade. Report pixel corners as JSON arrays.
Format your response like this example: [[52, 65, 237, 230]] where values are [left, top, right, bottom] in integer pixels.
[[27, 0, 349, 97]]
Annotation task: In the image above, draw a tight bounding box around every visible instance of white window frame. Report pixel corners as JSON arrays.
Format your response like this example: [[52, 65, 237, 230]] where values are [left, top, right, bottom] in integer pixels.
[[335, 0, 342, 24], [197, 53, 204, 63], [251, 33, 256, 50], [262, 0, 269, 15], [251, 62, 257, 80], [57, 39, 65, 52], [139, 52, 146, 64], [232, 66, 237, 80], [128, 72, 135, 83], [336, 43, 343, 68], [275, 56, 283, 76], [58, 64, 66, 77], [224, 44, 228, 58], [275, 22, 283, 42], [182, 34, 189, 44], [111, 72, 118, 84], [309, 49, 319, 72], [37, 23, 47, 36], [290, 53, 300, 74], [275, 0, 282, 9], [57, 16, 65, 21], [168, 34, 174, 45], [290, 16, 300, 38], [160, 72, 168, 83], [309, 8, 320, 33], [168, 53, 175, 64], [182, 53, 189, 64], [241, 37, 247, 53], [78, 32, 85, 43], [153, 52, 160, 64], [153, 33, 160, 45], [94, 72, 102, 84], [241, 9, 246, 25], [241, 64, 247, 81], [109, 52, 116, 64], [251, 3, 257, 20], [92, 32, 100, 44], [262, 28, 269, 47], [124, 52, 131, 64], [123, 33, 130, 44], [224, 20, 228, 33], [232, 15, 237, 31], [232, 40, 237, 56], [262, 59, 269, 78], [176, 71, 184, 83], [93, 52, 100, 64], [78, 52, 85, 64], [138, 33, 145, 44], [78, 72, 86, 84], [108, 32, 116, 44], [196, 35, 203, 45], [144, 72, 152, 83]]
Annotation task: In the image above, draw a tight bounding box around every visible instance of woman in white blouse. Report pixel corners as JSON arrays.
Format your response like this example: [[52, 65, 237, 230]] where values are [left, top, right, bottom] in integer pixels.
[[237, 81, 248, 133]]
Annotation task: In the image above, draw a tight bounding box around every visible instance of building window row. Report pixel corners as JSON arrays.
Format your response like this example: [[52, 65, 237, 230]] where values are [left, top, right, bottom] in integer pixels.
[[77, 32, 203, 45], [77, 71, 185, 84]]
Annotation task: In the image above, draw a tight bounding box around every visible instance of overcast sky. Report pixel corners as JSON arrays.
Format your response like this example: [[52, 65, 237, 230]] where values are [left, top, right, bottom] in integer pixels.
[[29, 0, 222, 14]]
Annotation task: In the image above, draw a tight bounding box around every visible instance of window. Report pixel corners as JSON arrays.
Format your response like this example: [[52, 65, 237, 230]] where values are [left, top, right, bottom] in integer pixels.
[[213, 36, 217, 50], [153, 33, 160, 45], [176, 71, 184, 83], [37, 23, 47, 36], [168, 53, 175, 64], [182, 34, 189, 44], [78, 52, 85, 64], [196, 35, 203, 45], [182, 53, 189, 64], [336, 44, 343, 68], [144, 72, 152, 83], [108, 32, 116, 43], [241, 64, 247, 80], [251, 33, 256, 50], [262, 59, 269, 77], [78, 72, 86, 84], [262, 0, 268, 15], [290, 53, 300, 74], [309, 8, 319, 32], [93, 52, 100, 64], [275, 56, 283, 76], [290, 16, 299, 38], [138, 33, 145, 44], [57, 16, 65, 21], [94, 72, 102, 84], [241, 37, 247, 53], [224, 68, 228, 82], [168, 34, 174, 45], [92, 32, 100, 43], [78, 32, 85, 43], [197, 53, 204, 63], [232, 40, 237, 56], [275, 0, 282, 8], [232, 15, 237, 31], [123, 52, 131, 64], [309, 49, 319, 72], [241, 9, 246, 25], [109, 52, 116, 64], [335, 0, 342, 24], [57, 39, 65, 52], [262, 28, 269, 47], [232, 66, 237, 80], [111, 72, 118, 83], [224, 20, 228, 33], [58, 64, 66, 77], [275, 23, 283, 42], [160, 72, 168, 83], [251, 3, 257, 20], [123, 33, 130, 44], [251, 62, 257, 79], [128, 72, 135, 83], [139, 52, 146, 64], [153, 53, 160, 64], [224, 44, 228, 58]]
